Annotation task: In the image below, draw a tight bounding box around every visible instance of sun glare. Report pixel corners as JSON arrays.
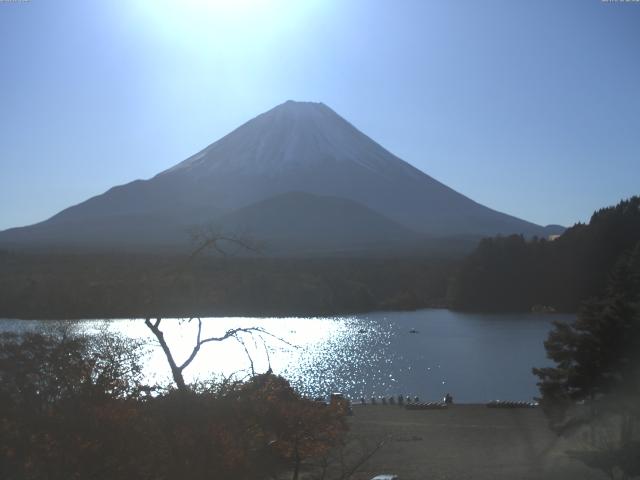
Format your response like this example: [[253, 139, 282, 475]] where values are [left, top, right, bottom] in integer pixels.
[[164, 0, 273, 17], [133, 0, 321, 52]]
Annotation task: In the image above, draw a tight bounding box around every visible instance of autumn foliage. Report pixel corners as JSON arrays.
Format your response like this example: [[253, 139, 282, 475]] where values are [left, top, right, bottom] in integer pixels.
[[0, 330, 348, 480]]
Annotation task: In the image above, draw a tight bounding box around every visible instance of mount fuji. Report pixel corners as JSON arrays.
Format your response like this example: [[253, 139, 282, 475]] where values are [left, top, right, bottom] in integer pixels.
[[0, 101, 562, 254]]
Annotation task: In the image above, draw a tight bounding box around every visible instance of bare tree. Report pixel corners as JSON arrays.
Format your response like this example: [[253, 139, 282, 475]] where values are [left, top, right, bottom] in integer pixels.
[[141, 227, 273, 391], [144, 317, 280, 392], [187, 223, 261, 260]]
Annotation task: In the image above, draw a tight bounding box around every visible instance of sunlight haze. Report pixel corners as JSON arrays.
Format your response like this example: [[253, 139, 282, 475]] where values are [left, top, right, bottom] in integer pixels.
[[0, 0, 638, 229]]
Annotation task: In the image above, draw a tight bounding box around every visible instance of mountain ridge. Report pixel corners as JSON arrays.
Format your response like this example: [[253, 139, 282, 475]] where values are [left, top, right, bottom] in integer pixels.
[[0, 100, 563, 255]]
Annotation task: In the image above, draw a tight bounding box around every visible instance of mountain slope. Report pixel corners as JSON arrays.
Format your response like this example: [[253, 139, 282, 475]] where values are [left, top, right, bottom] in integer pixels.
[[0, 100, 559, 253], [214, 191, 424, 254]]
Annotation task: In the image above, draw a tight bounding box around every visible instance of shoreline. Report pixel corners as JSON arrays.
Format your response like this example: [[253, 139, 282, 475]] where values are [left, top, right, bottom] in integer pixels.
[[0, 306, 577, 322]]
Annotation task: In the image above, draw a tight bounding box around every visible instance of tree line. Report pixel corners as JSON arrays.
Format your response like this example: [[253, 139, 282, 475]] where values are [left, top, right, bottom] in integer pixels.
[[449, 196, 640, 312], [0, 253, 454, 319]]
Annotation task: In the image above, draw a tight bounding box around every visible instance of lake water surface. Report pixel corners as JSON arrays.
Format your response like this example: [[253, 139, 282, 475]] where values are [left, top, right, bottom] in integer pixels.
[[0, 309, 573, 403]]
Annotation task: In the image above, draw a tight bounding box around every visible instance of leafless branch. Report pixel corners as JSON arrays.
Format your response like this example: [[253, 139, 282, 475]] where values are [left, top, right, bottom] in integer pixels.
[[187, 224, 262, 261], [336, 438, 386, 480], [260, 335, 273, 373], [144, 317, 187, 391], [145, 317, 294, 391], [308, 435, 388, 480], [235, 335, 255, 376]]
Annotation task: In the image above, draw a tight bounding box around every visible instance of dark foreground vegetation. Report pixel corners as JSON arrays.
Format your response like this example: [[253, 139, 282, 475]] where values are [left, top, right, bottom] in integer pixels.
[[0, 254, 454, 319], [533, 240, 640, 479], [0, 326, 355, 480], [450, 197, 640, 312]]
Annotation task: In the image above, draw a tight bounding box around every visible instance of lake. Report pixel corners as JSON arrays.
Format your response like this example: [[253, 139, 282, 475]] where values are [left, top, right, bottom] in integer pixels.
[[0, 309, 573, 403]]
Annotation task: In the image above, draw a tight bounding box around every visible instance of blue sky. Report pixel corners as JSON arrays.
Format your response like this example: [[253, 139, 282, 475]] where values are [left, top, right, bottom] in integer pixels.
[[1, 0, 638, 230]]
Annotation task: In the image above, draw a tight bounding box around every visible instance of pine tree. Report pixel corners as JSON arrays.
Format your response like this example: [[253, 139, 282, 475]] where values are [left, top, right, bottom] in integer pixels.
[[534, 243, 640, 427], [533, 243, 640, 478]]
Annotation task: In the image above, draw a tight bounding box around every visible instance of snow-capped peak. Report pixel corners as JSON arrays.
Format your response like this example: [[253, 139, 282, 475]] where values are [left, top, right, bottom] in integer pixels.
[[162, 100, 415, 178]]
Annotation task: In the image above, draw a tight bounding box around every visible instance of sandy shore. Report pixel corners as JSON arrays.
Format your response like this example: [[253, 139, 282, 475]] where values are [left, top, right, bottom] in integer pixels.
[[343, 404, 605, 480]]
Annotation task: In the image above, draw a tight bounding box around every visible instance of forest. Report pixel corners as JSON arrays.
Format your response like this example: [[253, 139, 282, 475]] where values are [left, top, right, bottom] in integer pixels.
[[0, 252, 454, 319], [449, 197, 640, 312], [2, 197, 638, 319]]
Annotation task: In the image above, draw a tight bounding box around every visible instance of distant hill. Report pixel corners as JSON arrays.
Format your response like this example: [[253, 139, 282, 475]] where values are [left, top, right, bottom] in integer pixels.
[[214, 191, 425, 255], [449, 196, 640, 312], [0, 100, 561, 255]]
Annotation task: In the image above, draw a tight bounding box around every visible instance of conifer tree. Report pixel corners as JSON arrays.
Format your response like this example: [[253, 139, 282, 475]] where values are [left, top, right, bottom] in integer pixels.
[[533, 243, 640, 430], [533, 243, 640, 478]]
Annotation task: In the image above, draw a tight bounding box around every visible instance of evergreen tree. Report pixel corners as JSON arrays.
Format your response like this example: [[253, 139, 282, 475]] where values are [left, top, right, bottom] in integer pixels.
[[533, 243, 640, 478], [450, 196, 640, 312], [534, 243, 640, 425]]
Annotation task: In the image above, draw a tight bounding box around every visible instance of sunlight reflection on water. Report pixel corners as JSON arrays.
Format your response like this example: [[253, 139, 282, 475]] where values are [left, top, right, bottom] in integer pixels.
[[0, 309, 574, 402]]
